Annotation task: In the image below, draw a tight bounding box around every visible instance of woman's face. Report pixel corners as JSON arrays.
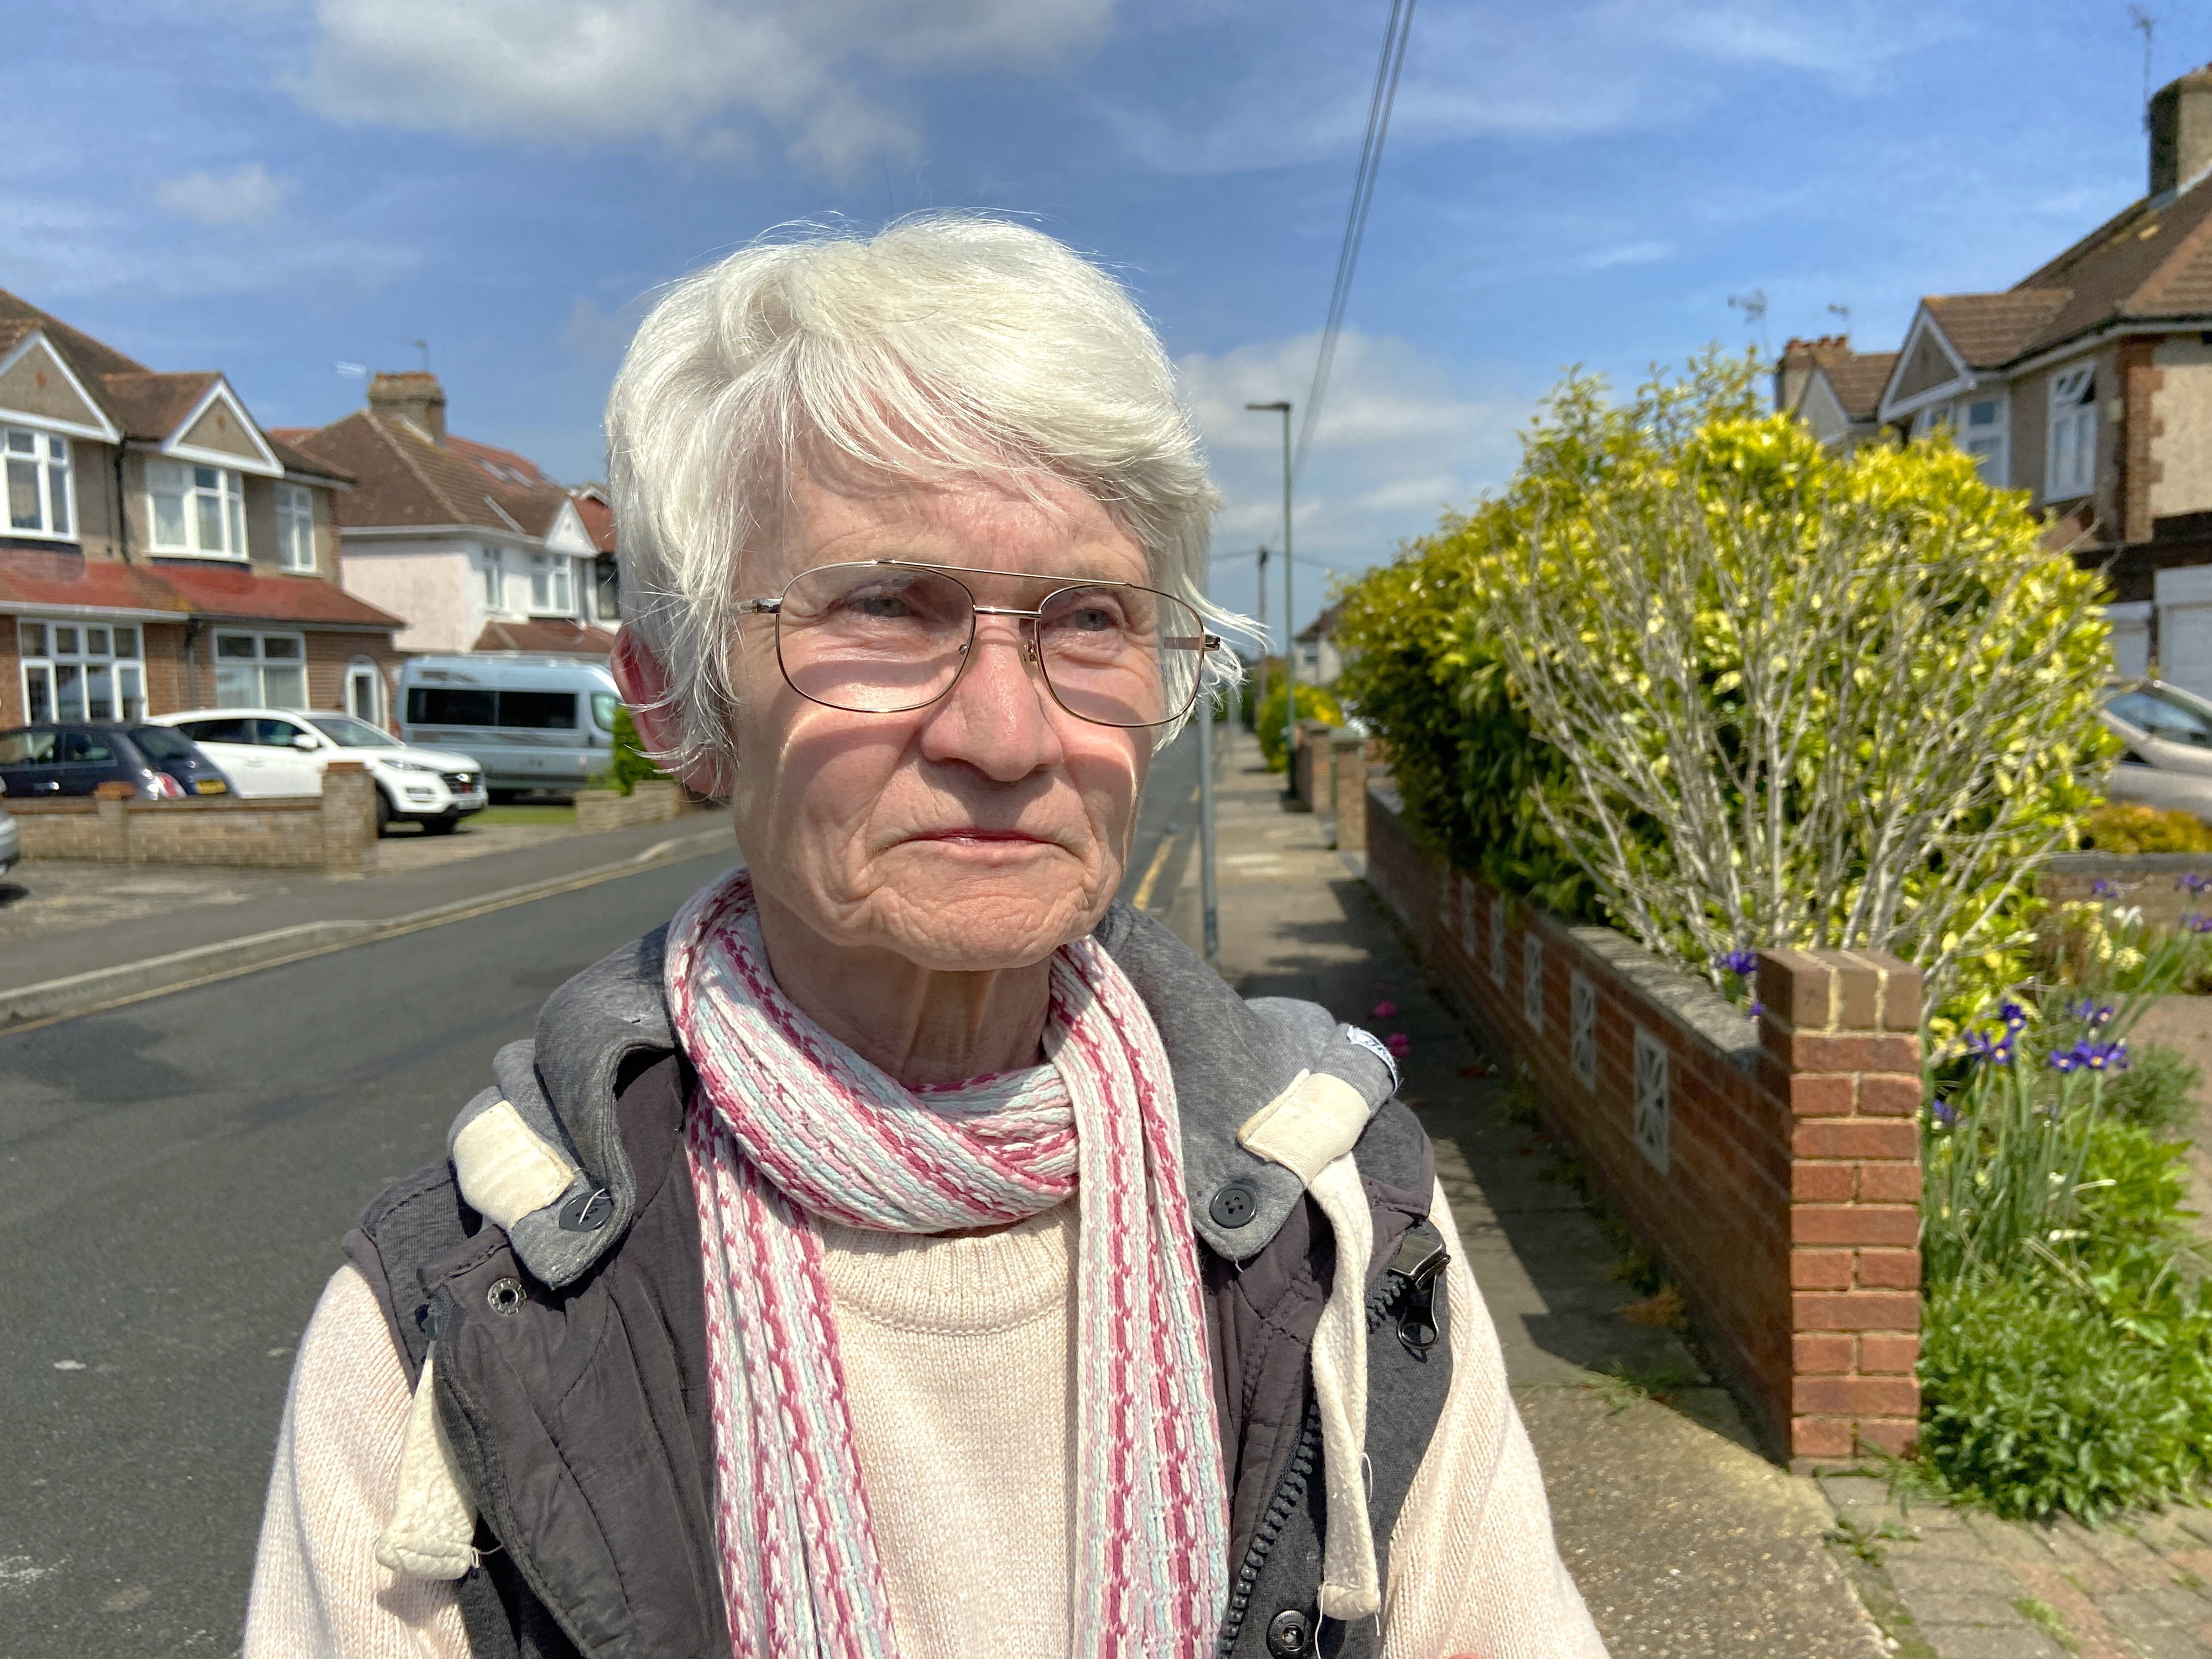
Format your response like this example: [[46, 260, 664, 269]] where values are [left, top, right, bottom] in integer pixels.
[[727, 469, 1154, 973]]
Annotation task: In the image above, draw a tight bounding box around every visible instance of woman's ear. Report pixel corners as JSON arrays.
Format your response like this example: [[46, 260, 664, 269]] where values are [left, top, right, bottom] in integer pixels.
[[611, 627, 731, 800]]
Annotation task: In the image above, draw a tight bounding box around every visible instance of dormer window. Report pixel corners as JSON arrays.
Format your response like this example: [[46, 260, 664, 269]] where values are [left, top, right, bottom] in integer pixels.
[[2047, 366, 2098, 501], [4, 427, 74, 540], [148, 460, 246, 558]]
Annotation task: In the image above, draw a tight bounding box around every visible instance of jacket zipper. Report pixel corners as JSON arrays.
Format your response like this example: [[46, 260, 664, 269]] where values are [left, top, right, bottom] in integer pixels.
[[1213, 1271, 1413, 1657]]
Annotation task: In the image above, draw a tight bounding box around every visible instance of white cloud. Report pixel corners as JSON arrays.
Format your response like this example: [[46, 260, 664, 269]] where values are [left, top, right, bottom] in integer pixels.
[[154, 163, 294, 226], [1105, 0, 1959, 175], [1175, 329, 1526, 633], [296, 0, 1114, 175], [1580, 239, 1673, 270]]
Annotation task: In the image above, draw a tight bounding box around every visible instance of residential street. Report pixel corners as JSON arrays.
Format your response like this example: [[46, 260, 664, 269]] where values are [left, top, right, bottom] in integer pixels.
[[0, 847, 735, 1659]]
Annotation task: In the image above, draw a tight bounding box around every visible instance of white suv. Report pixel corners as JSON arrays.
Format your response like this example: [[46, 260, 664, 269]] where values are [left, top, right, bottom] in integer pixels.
[[151, 708, 489, 834]]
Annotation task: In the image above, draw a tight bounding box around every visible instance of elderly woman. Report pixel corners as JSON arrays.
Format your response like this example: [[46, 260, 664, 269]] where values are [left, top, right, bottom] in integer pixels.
[[243, 216, 1605, 1659]]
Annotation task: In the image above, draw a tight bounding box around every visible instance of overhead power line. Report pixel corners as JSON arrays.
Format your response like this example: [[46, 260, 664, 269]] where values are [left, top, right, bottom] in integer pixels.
[[1293, 0, 1417, 485]]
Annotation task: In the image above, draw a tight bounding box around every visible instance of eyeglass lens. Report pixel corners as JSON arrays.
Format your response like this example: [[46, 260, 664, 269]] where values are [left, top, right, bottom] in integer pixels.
[[773, 563, 1206, 728]]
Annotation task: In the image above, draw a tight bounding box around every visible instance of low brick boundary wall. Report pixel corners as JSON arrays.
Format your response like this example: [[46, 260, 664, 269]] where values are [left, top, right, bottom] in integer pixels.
[[1364, 780, 1922, 1469], [2039, 851, 2212, 927], [573, 780, 688, 835], [9, 763, 377, 875]]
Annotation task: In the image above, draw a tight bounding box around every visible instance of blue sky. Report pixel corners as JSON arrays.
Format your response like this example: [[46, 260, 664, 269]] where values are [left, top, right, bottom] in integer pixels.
[[4, 0, 2200, 640]]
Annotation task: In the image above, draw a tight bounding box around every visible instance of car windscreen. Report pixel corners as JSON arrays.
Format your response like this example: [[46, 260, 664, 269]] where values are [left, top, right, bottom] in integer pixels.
[[2107, 688, 2212, 748], [0, 730, 58, 764], [407, 687, 580, 730], [591, 691, 620, 734], [130, 726, 197, 761], [307, 714, 400, 748]]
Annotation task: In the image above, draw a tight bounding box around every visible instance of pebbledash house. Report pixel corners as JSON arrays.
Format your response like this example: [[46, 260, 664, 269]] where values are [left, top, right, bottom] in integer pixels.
[[283, 372, 617, 663], [0, 289, 404, 731], [1777, 61, 2212, 696]]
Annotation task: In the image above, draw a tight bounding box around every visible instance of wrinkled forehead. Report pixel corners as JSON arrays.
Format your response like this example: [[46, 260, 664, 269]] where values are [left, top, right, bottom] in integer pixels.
[[748, 457, 1152, 598]]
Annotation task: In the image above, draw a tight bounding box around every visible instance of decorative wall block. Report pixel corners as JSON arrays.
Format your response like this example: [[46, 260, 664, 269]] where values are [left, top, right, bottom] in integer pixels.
[[1523, 933, 1545, 1032], [1632, 1026, 1670, 1173], [1570, 972, 1598, 1090]]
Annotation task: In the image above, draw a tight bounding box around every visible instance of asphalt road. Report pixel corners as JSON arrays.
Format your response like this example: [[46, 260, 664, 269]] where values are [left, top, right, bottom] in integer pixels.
[[0, 848, 736, 1659], [0, 737, 1205, 1657]]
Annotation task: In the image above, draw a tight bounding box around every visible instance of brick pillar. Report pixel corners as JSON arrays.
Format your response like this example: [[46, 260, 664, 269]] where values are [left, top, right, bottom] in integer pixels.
[[1330, 731, 1369, 852], [320, 761, 378, 877], [93, 780, 134, 862], [1755, 948, 1924, 1472]]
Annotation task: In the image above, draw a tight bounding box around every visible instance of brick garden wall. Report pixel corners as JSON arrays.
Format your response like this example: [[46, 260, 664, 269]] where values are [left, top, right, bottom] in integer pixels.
[[573, 780, 690, 834], [1363, 780, 1923, 1469], [2039, 852, 2212, 928], [9, 764, 377, 874]]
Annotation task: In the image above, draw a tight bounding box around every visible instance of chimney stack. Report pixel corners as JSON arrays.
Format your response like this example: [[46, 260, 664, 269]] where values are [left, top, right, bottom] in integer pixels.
[[1775, 335, 1843, 416], [367, 371, 446, 444], [2150, 63, 2212, 199]]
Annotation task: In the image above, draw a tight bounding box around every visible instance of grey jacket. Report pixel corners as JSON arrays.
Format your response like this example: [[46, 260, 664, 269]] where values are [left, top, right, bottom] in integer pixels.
[[344, 901, 1454, 1659]]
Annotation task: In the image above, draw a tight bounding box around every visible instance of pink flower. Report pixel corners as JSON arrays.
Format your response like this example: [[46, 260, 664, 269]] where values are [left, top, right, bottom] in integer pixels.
[[1385, 1031, 1412, 1057], [1371, 1000, 1399, 1020]]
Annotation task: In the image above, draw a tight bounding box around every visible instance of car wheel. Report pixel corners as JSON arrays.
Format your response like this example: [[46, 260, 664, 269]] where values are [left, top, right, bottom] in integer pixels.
[[488, 789, 520, 805], [422, 815, 461, 835], [374, 789, 393, 837]]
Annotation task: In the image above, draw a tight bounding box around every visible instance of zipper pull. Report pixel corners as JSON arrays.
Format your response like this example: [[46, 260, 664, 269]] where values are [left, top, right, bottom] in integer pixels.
[[1386, 1226, 1447, 1359]]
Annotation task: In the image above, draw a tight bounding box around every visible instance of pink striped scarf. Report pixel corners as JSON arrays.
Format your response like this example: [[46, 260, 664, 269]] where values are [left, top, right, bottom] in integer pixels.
[[664, 867, 1229, 1659]]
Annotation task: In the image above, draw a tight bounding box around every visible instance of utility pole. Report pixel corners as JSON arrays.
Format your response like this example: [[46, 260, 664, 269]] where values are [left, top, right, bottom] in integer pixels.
[[1254, 545, 1270, 728], [1246, 400, 1295, 790], [1196, 655, 1219, 966]]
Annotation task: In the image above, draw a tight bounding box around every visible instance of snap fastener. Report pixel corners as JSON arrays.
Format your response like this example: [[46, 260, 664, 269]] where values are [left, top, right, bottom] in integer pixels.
[[1265, 1607, 1313, 1656], [1209, 1180, 1258, 1228], [486, 1277, 526, 1316], [559, 1187, 613, 1232]]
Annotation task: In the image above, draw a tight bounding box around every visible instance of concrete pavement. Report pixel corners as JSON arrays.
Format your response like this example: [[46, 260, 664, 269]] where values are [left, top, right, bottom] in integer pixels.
[[1159, 723, 1891, 1659]]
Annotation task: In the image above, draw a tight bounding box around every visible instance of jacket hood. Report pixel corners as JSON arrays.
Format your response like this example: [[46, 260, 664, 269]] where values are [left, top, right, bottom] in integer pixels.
[[450, 898, 1404, 1290]]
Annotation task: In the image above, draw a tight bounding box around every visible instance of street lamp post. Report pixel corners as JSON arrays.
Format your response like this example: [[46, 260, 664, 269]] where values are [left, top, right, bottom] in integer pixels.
[[1246, 400, 1294, 792]]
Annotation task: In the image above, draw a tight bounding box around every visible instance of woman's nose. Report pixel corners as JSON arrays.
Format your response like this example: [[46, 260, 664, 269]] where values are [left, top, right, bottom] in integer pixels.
[[919, 617, 1064, 779]]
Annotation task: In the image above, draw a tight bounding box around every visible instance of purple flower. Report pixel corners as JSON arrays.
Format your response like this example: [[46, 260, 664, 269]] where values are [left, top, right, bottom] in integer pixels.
[[2065, 998, 2117, 1027], [2188, 912, 2212, 935], [1966, 1029, 2016, 1065], [2049, 1038, 2131, 1074], [1371, 1000, 1399, 1020], [1720, 950, 1760, 978], [2181, 873, 2212, 895], [2000, 1001, 2029, 1030], [1385, 1031, 1412, 1058], [1746, 1000, 1765, 1020], [2094, 878, 2123, 899], [1930, 1099, 1959, 1127]]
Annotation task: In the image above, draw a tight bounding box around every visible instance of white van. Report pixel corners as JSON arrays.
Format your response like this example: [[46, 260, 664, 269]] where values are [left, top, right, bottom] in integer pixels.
[[397, 655, 622, 799]]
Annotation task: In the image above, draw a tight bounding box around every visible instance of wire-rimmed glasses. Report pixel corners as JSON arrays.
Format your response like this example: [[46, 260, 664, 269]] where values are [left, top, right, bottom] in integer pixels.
[[737, 560, 1222, 730]]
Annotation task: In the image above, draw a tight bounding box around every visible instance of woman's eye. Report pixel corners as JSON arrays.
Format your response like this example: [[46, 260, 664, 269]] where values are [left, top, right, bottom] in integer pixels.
[[1062, 605, 1121, 633]]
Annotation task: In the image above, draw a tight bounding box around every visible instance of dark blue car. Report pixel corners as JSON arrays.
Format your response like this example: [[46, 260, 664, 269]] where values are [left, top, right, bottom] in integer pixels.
[[0, 723, 234, 800]]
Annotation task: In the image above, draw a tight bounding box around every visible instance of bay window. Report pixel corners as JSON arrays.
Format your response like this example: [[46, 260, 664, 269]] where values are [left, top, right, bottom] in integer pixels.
[[528, 551, 575, 615], [482, 546, 507, 611], [4, 426, 74, 539], [214, 630, 307, 708], [274, 483, 316, 571], [18, 618, 144, 722], [2047, 365, 2098, 501], [148, 460, 246, 557]]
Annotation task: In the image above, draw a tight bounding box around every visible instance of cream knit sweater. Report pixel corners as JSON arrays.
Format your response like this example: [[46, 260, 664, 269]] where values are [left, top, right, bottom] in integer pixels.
[[244, 1181, 1605, 1658]]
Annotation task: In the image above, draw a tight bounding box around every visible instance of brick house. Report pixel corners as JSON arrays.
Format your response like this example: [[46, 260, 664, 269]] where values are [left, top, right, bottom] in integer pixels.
[[1777, 61, 2212, 693], [284, 374, 616, 662], [1773, 337, 1897, 450], [0, 289, 405, 732]]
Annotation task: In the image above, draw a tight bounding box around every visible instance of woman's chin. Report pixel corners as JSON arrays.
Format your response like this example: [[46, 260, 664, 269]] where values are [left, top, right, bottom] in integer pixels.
[[868, 877, 1104, 972]]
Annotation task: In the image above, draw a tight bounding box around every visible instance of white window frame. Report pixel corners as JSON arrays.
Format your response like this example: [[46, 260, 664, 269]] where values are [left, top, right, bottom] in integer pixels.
[[274, 482, 316, 572], [527, 551, 575, 617], [147, 459, 247, 559], [2046, 364, 2099, 502], [212, 628, 309, 709], [1959, 394, 2008, 486], [4, 426, 76, 541], [346, 656, 386, 726], [482, 545, 508, 612], [17, 617, 145, 723]]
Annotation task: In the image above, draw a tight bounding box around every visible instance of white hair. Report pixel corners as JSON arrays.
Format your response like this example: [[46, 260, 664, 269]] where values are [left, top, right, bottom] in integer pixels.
[[606, 212, 1246, 771]]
